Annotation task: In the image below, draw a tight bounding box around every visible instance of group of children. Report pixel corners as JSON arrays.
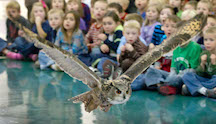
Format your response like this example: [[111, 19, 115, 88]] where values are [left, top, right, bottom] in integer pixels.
[[0, 0, 216, 99]]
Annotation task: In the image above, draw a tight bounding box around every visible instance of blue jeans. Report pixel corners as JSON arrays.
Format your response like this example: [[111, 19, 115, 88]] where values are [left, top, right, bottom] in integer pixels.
[[131, 74, 146, 91], [144, 67, 183, 88], [13, 37, 39, 57], [182, 72, 216, 96]]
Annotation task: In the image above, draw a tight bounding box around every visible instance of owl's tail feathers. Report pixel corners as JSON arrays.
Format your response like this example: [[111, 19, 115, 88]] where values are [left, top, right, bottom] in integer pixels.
[[68, 90, 100, 113]]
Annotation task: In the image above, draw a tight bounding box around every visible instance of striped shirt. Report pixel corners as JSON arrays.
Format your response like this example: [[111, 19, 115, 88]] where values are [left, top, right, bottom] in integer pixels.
[[151, 24, 165, 45], [85, 22, 103, 44]]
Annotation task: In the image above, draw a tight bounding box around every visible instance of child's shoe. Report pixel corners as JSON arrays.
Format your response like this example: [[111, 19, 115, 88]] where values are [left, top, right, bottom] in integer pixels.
[[206, 89, 216, 99], [101, 63, 114, 80], [51, 64, 62, 71], [6, 52, 24, 60], [158, 85, 177, 95], [181, 84, 191, 96], [112, 67, 122, 79], [29, 54, 38, 61]]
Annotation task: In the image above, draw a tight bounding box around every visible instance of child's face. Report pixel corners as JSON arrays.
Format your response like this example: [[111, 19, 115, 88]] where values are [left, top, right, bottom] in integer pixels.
[[93, 2, 107, 20], [124, 28, 140, 44], [63, 13, 75, 31], [48, 13, 62, 29], [196, 2, 209, 15], [160, 8, 173, 24], [107, 8, 120, 17], [135, 0, 148, 11], [67, 2, 79, 12], [169, 0, 182, 8], [33, 6, 46, 21], [162, 20, 177, 38], [146, 7, 159, 21], [203, 17, 216, 32], [52, 0, 64, 9], [7, 8, 20, 19], [204, 33, 216, 52], [102, 17, 118, 34], [184, 4, 195, 11]]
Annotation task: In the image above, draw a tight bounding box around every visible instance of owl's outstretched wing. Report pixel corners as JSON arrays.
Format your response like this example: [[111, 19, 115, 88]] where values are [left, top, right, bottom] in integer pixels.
[[118, 13, 207, 84], [15, 23, 102, 89]]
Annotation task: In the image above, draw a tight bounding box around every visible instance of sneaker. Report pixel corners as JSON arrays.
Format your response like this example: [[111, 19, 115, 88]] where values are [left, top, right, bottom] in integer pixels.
[[206, 89, 216, 99], [51, 64, 62, 71], [34, 60, 40, 68], [158, 85, 177, 95], [181, 84, 191, 96], [6, 52, 24, 60], [101, 63, 114, 80], [112, 67, 122, 79], [29, 54, 38, 61]]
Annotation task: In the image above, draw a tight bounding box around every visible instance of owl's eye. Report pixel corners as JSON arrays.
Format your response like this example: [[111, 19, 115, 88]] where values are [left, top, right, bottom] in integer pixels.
[[116, 89, 122, 94], [126, 90, 129, 94]]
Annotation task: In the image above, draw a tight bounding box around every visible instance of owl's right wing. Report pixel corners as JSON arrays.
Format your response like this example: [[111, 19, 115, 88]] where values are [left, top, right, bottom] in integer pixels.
[[20, 25, 102, 89], [121, 13, 207, 83]]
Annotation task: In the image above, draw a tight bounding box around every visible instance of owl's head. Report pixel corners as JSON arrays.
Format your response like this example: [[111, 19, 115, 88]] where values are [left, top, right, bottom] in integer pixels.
[[105, 77, 132, 105]]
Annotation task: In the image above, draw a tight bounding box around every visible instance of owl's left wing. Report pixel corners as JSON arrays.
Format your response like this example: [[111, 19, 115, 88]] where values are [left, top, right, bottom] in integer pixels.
[[19, 24, 102, 89]]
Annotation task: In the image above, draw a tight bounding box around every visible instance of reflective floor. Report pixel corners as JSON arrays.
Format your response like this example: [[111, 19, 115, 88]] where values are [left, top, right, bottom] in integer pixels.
[[0, 59, 216, 124]]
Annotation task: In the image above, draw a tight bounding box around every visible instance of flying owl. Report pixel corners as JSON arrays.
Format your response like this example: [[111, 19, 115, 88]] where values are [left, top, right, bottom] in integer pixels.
[[13, 13, 206, 112]]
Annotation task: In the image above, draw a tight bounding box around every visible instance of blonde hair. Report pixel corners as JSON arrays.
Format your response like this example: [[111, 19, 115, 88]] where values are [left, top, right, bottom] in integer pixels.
[[124, 20, 141, 31], [144, 4, 161, 25], [93, 0, 108, 8], [67, 0, 84, 17], [148, 0, 168, 6], [6, 1, 20, 11], [119, 0, 129, 11], [48, 9, 65, 19], [197, 0, 213, 12], [203, 26, 216, 38], [125, 13, 143, 27], [30, 2, 49, 23], [181, 9, 197, 20]]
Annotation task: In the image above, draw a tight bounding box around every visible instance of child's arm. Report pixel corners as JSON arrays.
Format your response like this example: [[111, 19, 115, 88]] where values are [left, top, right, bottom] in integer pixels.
[[103, 30, 122, 52], [35, 17, 47, 39]]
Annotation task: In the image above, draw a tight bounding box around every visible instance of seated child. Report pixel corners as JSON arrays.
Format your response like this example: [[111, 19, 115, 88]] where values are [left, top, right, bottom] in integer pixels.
[[38, 9, 64, 70], [182, 26, 216, 98], [117, 13, 147, 62], [85, 0, 108, 55], [107, 0, 129, 20], [151, 4, 174, 45], [135, 0, 148, 19], [150, 15, 181, 72], [197, 15, 216, 48], [183, 0, 197, 11], [92, 11, 123, 77], [196, 0, 212, 16], [55, 11, 88, 56], [6, 1, 31, 44], [144, 17, 202, 94], [66, 0, 87, 33], [0, 1, 43, 61], [107, 2, 123, 20], [119, 20, 148, 72], [141, 4, 161, 45], [0, 1, 30, 55], [51, 0, 66, 11], [169, 0, 184, 18], [100, 20, 148, 80]]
